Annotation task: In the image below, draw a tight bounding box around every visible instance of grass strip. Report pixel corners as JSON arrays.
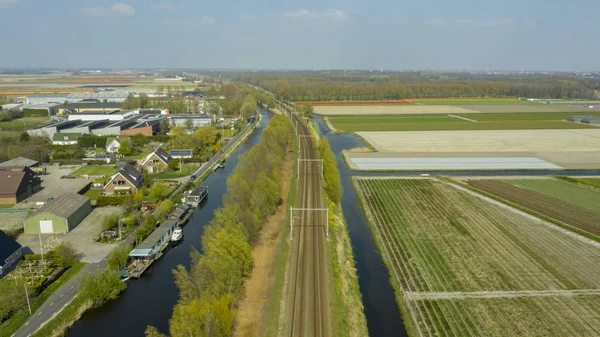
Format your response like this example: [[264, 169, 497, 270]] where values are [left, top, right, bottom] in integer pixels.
[[0, 262, 86, 337]]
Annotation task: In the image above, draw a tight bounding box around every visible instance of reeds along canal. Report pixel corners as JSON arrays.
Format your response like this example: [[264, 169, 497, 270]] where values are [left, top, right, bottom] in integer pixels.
[[314, 116, 408, 337], [66, 108, 273, 337]]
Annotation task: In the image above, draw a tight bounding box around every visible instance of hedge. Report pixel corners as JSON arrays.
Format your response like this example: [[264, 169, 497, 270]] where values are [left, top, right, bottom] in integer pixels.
[[96, 195, 129, 206]]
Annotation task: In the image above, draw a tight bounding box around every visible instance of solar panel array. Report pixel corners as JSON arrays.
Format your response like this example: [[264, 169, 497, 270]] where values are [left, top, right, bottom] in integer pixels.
[[169, 149, 193, 158]]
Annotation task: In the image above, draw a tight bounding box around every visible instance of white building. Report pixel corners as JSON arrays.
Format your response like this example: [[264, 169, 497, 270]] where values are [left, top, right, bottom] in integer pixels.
[[67, 110, 136, 122]]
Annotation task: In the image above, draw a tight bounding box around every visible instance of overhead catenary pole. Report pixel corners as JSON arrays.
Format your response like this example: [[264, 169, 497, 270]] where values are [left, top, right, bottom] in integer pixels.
[[38, 233, 44, 264], [290, 206, 293, 241], [24, 283, 32, 315]]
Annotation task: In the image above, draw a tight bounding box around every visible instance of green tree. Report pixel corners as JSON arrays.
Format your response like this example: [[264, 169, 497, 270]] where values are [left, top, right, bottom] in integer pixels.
[[155, 199, 174, 219], [108, 244, 132, 270], [159, 119, 170, 135], [144, 326, 167, 337], [20, 132, 30, 142], [118, 140, 133, 156], [319, 136, 342, 204], [79, 269, 127, 305], [149, 182, 168, 200], [53, 242, 77, 268], [168, 159, 179, 171], [302, 103, 314, 118]]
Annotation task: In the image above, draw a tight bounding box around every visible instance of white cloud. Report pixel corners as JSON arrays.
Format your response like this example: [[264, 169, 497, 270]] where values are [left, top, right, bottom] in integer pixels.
[[199, 15, 216, 25], [427, 18, 444, 26], [0, 0, 18, 6], [279, 9, 346, 20], [81, 3, 135, 17], [110, 3, 135, 16], [151, 3, 174, 11], [242, 15, 258, 21]]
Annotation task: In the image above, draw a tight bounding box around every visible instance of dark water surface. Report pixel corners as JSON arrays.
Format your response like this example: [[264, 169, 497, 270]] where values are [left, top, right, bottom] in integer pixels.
[[67, 108, 273, 337]]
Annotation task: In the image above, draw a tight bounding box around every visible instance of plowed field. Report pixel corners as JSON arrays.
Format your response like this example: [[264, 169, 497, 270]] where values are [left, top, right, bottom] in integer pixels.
[[354, 178, 600, 337], [467, 179, 600, 237]]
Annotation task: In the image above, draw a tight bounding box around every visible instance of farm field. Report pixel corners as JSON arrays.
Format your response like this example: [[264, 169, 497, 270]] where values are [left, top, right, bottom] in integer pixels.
[[567, 177, 600, 190], [354, 177, 600, 337], [315, 104, 594, 115], [456, 112, 600, 121], [466, 179, 600, 237], [503, 179, 600, 213], [69, 165, 119, 177], [357, 129, 600, 153], [409, 98, 529, 105]]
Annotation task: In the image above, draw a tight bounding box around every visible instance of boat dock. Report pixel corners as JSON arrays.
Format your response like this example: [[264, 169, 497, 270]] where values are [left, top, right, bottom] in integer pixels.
[[127, 219, 178, 278]]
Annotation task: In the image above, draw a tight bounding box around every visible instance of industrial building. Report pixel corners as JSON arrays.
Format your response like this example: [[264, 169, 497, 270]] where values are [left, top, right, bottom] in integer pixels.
[[167, 113, 213, 127], [23, 193, 92, 234], [28, 114, 166, 138], [67, 110, 136, 122], [119, 117, 163, 136], [0, 230, 22, 277], [66, 92, 133, 103], [0, 166, 41, 204], [56, 102, 122, 115], [25, 94, 71, 105], [581, 117, 600, 124]]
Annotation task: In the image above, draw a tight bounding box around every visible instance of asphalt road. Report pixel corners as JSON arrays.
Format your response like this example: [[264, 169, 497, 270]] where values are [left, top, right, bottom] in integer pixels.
[[12, 120, 256, 337], [169, 121, 255, 198]]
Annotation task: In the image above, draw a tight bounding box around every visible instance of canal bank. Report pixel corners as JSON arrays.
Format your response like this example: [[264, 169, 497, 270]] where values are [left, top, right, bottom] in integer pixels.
[[66, 108, 273, 337]]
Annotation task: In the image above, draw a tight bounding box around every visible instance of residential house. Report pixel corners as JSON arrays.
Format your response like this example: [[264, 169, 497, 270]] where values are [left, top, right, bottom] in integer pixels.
[[0, 166, 42, 204], [106, 136, 132, 154], [104, 164, 143, 195], [0, 230, 22, 277], [140, 147, 172, 173], [52, 133, 81, 145]]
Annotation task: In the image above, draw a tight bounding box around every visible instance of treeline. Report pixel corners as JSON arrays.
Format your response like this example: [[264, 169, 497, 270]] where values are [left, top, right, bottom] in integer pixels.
[[261, 80, 596, 101], [146, 115, 294, 337], [318, 136, 342, 204], [0, 133, 50, 163]]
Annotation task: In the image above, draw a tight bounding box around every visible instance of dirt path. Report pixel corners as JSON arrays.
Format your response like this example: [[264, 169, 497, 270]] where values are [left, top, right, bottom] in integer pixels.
[[233, 151, 294, 337], [406, 289, 600, 300]]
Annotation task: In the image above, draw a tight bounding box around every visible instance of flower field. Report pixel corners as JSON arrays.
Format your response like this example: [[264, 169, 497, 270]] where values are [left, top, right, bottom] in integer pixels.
[[295, 100, 413, 105], [354, 177, 600, 337]]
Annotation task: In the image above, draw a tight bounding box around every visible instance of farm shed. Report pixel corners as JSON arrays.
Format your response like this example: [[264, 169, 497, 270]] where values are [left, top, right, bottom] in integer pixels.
[[0, 166, 42, 204], [581, 117, 600, 124], [0, 157, 39, 168], [0, 230, 22, 277], [24, 193, 92, 234]]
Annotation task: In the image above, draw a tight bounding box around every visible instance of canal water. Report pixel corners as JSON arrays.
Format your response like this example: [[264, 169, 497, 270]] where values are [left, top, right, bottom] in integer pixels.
[[67, 108, 273, 337]]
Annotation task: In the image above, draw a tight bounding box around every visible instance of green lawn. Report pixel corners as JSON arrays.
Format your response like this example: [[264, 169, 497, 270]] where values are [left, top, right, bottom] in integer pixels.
[[0, 117, 50, 132], [504, 179, 600, 214], [70, 165, 119, 177], [150, 164, 197, 179], [0, 262, 86, 337], [458, 112, 600, 122], [84, 188, 103, 200], [573, 178, 600, 190], [411, 99, 533, 105]]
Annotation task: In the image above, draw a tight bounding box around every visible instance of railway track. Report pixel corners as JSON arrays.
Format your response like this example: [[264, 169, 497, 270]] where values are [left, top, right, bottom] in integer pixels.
[[285, 110, 330, 337]]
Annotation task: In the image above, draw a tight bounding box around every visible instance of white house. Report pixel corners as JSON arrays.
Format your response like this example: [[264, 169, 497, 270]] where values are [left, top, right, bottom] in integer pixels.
[[105, 136, 132, 154]]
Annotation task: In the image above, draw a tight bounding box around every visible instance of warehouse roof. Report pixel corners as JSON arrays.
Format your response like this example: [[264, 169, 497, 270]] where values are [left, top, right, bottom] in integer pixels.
[[0, 169, 28, 196], [0, 230, 21, 266], [32, 193, 90, 218], [56, 102, 122, 109], [67, 92, 132, 100], [0, 157, 38, 167]]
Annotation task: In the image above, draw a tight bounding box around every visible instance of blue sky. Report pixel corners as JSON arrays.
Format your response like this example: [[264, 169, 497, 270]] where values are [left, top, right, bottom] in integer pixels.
[[1, 0, 599, 71]]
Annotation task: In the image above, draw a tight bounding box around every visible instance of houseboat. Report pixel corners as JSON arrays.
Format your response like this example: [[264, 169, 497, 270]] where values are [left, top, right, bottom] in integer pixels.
[[183, 185, 208, 207], [127, 219, 178, 278]]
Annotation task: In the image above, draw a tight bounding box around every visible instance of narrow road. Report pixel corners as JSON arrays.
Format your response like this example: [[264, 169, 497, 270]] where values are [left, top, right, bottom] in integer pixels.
[[169, 120, 255, 197], [284, 110, 331, 337], [11, 249, 122, 337], [12, 119, 257, 337]]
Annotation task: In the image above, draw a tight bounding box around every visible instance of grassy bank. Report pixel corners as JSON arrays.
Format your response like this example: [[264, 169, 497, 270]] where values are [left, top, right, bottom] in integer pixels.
[[262, 140, 298, 337], [31, 296, 92, 337], [329, 203, 369, 337], [0, 262, 86, 337]]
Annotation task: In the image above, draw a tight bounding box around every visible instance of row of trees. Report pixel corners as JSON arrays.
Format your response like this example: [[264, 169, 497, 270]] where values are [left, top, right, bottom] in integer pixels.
[[0, 133, 50, 163], [146, 115, 294, 337], [166, 125, 219, 161], [318, 136, 342, 204], [235, 76, 598, 101]]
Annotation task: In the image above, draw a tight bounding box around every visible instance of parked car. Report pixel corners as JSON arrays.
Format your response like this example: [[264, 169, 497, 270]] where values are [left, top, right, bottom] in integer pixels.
[[190, 175, 197, 180]]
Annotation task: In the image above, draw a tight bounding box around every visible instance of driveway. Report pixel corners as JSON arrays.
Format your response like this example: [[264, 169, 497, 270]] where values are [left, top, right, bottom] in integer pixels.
[[17, 206, 121, 263]]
